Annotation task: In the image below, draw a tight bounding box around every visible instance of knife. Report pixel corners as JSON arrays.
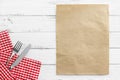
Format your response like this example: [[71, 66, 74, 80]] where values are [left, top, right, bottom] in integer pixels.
[[9, 44, 31, 69]]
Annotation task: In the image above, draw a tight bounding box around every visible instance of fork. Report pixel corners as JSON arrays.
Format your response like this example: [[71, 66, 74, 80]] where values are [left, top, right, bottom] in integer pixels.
[[6, 41, 23, 65]]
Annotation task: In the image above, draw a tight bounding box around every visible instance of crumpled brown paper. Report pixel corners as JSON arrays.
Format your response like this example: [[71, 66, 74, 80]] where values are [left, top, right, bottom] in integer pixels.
[[56, 4, 109, 75]]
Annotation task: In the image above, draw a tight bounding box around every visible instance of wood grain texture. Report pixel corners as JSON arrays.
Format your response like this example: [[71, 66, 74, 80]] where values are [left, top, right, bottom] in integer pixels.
[[0, 16, 55, 32], [6, 32, 120, 49], [0, 16, 120, 33], [9, 33, 56, 48], [26, 49, 120, 65], [0, 0, 119, 15], [38, 65, 120, 80], [110, 33, 120, 47], [0, 0, 55, 15], [26, 49, 56, 65]]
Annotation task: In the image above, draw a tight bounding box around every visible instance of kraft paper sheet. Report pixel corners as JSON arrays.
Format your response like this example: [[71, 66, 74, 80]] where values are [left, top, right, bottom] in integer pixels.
[[56, 4, 109, 75]]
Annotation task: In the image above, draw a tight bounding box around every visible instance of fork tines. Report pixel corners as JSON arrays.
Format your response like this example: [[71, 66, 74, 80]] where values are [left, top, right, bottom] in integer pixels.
[[13, 41, 23, 52]]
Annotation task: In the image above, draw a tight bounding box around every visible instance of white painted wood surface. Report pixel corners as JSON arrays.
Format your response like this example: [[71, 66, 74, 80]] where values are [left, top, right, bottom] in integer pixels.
[[0, 0, 120, 15], [39, 65, 120, 80], [0, 0, 120, 80]]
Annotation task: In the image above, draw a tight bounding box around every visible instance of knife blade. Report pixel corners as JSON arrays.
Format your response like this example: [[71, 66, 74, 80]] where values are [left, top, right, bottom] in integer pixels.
[[10, 44, 31, 69]]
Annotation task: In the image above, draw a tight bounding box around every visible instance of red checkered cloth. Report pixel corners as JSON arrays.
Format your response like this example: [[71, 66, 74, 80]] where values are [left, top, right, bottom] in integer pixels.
[[0, 62, 15, 80], [0, 30, 41, 80]]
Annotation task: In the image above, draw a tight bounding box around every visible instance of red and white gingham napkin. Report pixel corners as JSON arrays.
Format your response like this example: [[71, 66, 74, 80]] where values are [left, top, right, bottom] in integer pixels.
[[0, 62, 15, 80], [0, 30, 41, 80]]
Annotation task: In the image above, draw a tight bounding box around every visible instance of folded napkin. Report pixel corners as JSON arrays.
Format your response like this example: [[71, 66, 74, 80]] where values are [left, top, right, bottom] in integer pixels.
[[0, 30, 41, 80], [0, 62, 15, 80]]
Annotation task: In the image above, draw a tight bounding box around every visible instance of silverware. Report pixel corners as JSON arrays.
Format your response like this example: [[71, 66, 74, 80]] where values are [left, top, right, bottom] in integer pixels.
[[9, 44, 31, 69], [6, 41, 23, 65]]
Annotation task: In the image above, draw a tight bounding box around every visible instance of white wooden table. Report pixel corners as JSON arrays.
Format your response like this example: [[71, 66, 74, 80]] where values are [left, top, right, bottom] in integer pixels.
[[0, 0, 120, 80]]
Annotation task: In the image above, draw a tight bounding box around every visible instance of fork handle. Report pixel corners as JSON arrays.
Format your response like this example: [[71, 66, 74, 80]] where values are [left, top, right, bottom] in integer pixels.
[[6, 52, 16, 65]]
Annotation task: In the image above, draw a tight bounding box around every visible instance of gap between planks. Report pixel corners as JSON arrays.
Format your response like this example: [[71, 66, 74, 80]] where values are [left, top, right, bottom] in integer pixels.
[[27, 47, 120, 49], [41, 64, 120, 66], [8, 31, 120, 33], [0, 15, 119, 16]]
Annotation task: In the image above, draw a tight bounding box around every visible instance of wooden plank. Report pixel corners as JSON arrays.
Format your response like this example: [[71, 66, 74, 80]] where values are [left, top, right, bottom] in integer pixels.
[[110, 49, 120, 64], [0, 16, 56, 32], [9, 33, 56, 49], [110, 16, 120, 32], [3, 32, 120, 49], [0, 0, 55, 15], [0, 0, 119, 15], [110, 33, 120, 47], [25, 49, 120, 65], [0, 16, 120, 32], [26, 49, 56, 65], [38, 65, 120, 80], [7, 32, 120, 49]]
